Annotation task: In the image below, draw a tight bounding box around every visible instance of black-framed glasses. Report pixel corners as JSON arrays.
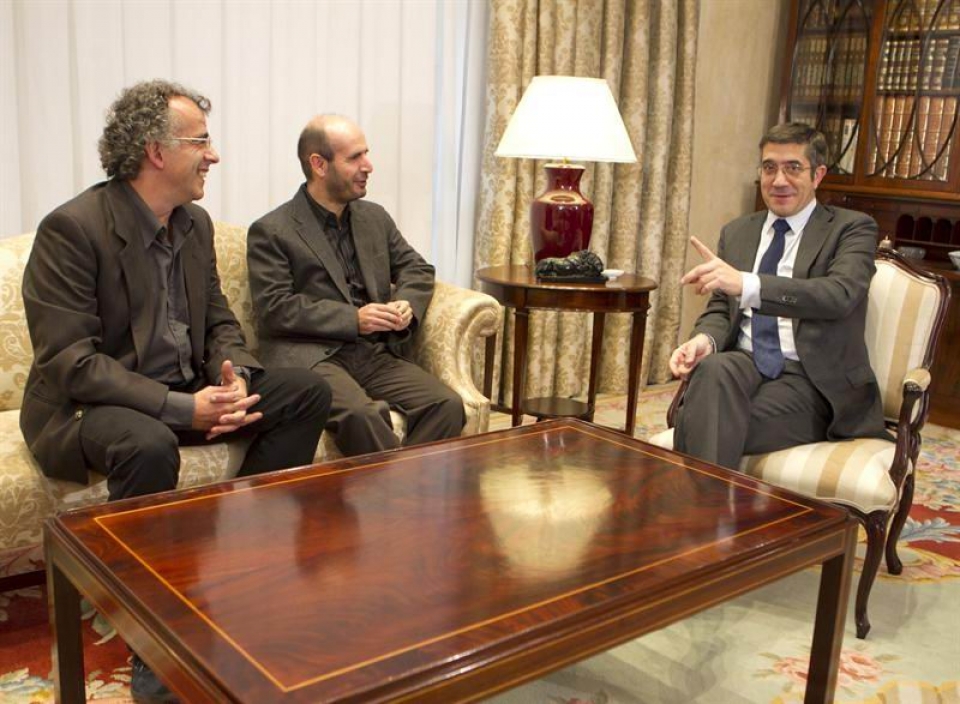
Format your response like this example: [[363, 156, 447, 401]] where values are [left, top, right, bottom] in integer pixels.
[[759, 160, 813, 179], [171, 136, 214, 149]]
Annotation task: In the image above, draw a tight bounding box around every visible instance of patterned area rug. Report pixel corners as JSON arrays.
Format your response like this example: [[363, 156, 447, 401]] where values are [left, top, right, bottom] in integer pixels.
[[1, 385, 957, 703]]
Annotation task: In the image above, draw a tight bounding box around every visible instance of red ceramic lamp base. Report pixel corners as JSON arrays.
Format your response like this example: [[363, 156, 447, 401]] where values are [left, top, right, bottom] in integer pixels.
[[530, 164, 594, 262]]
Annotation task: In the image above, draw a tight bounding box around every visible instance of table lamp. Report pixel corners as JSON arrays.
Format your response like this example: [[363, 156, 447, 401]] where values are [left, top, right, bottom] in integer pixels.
[[495, 75, 637, 263]]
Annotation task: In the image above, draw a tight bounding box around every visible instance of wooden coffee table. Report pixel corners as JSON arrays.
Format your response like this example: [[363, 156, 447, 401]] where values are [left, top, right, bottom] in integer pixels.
[[46, 420, 856, 703]]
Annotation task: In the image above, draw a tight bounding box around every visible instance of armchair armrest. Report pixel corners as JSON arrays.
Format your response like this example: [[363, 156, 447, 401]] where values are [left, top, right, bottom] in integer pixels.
[[889, 366, 932, 487], [411, 281, 502, 435], [902, 367, 931, 393]]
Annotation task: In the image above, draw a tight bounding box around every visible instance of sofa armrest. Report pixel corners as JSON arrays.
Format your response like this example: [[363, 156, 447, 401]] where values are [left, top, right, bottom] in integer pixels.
[[411, 281, 501, 435]]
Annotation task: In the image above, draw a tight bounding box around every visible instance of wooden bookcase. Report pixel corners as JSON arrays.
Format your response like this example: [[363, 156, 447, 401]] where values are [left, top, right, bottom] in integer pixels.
[[777, 0, 960, 428]]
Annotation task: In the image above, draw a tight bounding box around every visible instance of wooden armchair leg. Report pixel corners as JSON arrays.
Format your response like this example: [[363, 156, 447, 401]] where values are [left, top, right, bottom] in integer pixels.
[[0, 568, 45, 593], [885, 473, 914, 576], [855, 512, 888, 639]]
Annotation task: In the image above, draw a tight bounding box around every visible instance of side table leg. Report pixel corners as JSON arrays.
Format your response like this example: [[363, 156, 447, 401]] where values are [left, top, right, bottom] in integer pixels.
[[586, 312, 606, 421], [805, 522, 856, 704], [47, 559, 86, 703], [511, 310, 529, 427], [625, 310, 648, 436]]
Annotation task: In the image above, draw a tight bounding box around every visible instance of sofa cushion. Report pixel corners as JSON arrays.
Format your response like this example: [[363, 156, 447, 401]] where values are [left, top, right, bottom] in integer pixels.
[[213, 221, 259, 354], [47, 438, 245, 514]]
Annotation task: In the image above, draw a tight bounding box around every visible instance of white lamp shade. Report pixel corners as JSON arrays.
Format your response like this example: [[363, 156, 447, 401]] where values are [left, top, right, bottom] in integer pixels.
[[495, 76, 637, 163]]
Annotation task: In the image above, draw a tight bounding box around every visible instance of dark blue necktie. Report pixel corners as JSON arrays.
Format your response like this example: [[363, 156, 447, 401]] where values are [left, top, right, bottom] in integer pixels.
[[752, 218, 789, 379]]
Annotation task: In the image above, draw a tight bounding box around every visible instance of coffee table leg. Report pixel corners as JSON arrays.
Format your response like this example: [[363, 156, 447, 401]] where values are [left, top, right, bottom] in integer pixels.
[[805, 524, 856, 704], [48, 560, 86, 703], [511, 309, 529, 427]]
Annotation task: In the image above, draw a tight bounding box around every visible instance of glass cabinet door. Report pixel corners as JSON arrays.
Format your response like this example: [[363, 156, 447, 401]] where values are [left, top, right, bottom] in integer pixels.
[[867, 0, 960, 183], [787, 0, 875, 175]]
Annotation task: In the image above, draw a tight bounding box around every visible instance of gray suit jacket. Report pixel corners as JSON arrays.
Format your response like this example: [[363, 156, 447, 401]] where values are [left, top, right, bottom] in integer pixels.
[[20, 180, 260, 483], [693, 203, 888, 441], [247, 188, 435, 369]]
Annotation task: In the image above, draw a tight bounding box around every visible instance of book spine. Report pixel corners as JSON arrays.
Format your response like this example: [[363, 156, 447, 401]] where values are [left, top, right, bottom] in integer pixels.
[[917, 95, 932, 176], [879, 39, 893, 91], [875, 94, 894, 175]]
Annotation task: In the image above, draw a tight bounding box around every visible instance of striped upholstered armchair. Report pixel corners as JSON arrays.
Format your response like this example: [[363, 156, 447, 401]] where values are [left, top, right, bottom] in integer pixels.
[[649, 242, 951, 639]]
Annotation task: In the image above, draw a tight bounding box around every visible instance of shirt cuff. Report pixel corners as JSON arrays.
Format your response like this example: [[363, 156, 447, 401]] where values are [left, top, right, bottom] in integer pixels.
[[704, 333, 717, 354], [161, 391, 195, 429], [740, 272, 760, 311]]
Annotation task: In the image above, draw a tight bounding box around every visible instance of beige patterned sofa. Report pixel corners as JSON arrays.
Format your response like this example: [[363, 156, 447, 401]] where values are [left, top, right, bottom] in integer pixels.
[[0, 222, 500, 589]]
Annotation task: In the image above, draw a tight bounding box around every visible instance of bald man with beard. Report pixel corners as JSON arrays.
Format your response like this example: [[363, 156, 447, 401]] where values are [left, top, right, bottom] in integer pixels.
[[247, 115, 465, 457]]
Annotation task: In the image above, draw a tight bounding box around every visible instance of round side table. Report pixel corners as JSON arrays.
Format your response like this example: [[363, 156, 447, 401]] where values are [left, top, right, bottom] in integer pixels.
[[477, 265, 658, 436]]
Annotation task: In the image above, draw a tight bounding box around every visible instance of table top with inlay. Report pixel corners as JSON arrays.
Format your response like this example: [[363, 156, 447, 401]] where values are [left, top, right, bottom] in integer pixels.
[[46, 419, 855, 703]]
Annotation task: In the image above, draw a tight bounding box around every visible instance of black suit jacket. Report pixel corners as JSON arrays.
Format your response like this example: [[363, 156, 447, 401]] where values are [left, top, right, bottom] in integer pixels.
[[693, 203, 888, 441], [20, 180, 260, 482], [246, 188, 435, 369]]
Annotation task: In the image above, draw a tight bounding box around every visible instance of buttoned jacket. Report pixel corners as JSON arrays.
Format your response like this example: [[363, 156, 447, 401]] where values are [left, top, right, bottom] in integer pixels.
[[693, 203, 888, 440]]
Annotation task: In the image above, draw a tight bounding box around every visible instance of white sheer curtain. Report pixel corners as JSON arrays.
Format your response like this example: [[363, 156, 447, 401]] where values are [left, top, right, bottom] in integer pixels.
[[0, 0, 487, 285]]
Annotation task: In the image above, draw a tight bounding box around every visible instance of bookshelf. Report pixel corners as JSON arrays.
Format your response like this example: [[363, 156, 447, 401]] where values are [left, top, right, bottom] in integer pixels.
[[778, 0, 960, 428]]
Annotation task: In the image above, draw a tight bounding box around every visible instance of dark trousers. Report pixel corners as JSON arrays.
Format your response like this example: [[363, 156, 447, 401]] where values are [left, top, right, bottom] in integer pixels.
[[79, 368, 332, 501], [674, 350, 831, 470], [313, 340, 465, 457]]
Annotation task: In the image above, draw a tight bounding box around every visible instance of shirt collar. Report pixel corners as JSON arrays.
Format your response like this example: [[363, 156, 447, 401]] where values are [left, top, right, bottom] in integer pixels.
[[122, 181, 193, 250], [302, 183, 351, 229], [764, 198, 818, 236]]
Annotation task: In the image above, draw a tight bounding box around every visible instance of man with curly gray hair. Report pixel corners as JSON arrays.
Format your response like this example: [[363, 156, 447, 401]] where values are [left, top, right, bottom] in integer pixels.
[[98, 80, 212, 180], [20, 80, 332, 702]]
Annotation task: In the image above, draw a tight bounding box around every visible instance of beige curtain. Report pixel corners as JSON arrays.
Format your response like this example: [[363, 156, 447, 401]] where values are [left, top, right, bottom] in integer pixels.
[[474, 0, 698, 407]]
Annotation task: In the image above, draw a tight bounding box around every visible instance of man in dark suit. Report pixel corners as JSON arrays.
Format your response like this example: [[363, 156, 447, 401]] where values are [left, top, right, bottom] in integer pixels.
[[21, 81, 333, 702], [247, 114, 464, 457], [669, 122, 889, 470]]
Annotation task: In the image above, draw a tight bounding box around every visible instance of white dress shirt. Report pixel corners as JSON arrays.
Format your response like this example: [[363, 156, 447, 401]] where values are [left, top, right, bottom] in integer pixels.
[[736, 199, 818, 361]]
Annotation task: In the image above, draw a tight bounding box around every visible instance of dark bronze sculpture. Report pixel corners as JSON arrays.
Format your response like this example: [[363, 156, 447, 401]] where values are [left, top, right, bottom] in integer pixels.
[[534, 250, 605, 281]]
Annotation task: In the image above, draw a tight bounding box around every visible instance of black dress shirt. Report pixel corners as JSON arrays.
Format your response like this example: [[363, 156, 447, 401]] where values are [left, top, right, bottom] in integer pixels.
[[303, 185, 371, 309]]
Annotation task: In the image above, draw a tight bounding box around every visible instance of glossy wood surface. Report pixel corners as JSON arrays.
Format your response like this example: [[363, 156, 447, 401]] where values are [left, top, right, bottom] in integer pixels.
[[476, 266, 657, 312], [47, 420, 855, 703], [476, 266, 658, 434]]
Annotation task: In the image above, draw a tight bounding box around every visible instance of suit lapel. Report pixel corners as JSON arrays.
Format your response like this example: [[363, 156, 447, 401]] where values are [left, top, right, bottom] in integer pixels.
[[792, 202, 832, 279], [350, 206, 382, 302], [728, 212, 765, 271], [292, 191, 353, 302], [107, 183, 154, 366]]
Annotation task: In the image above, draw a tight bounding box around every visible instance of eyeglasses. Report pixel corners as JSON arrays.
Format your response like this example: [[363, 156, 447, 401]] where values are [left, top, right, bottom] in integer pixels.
[[758, 161, 813, 179], [171, 136, 214, 149]]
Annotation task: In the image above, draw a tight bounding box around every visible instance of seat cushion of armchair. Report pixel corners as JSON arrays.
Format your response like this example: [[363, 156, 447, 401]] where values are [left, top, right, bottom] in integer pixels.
[[647, 428, 899, 514]]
